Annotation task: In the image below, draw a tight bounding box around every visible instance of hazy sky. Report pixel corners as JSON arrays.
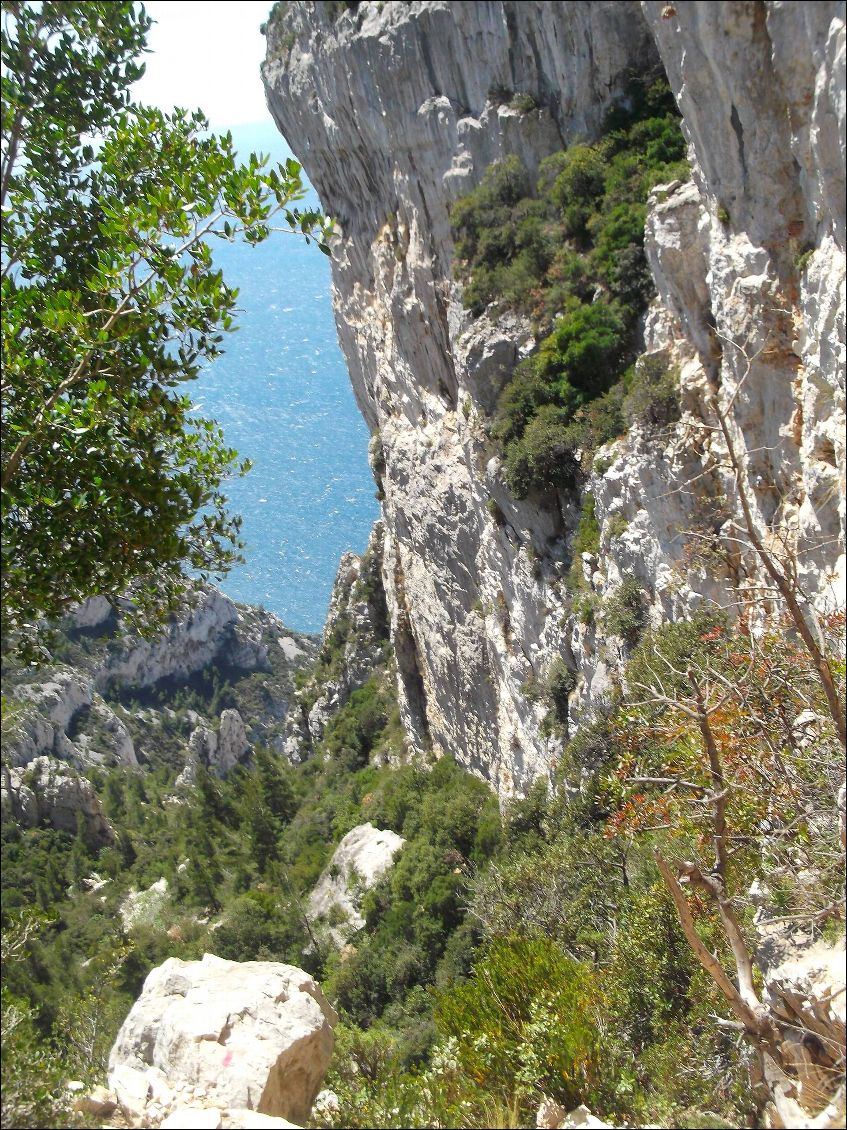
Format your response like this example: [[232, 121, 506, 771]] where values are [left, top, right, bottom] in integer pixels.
[[132, 1, 275, 127]]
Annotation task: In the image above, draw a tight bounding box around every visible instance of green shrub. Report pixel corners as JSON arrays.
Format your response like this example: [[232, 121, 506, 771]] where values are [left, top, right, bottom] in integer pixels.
[[571, 591, 597, 625], [369, 431, 386, 482], [572, 494, 600, 557], [590, 201, 647, 284], [209, 892, 305, 963], [533, 301, 627, 406], [795, 246, 814, 273], [485, 496, 506, 525], [509, 92, 538, 114], [499, 778, 550, 852], [503, 404, 581, 498], [564, 384, 626, 457], [546, 657, 576, 727], [606, 515, 629, 540], [593, 454, 613, 475], [434, 936, 599, 1114], [488, 83, 513, 107], [492, 361, 555, 446], [550, 144, 606, 235], [520, 671, 543, 705], [623, 355, 681, 430], [602, 578, 649, 646], [323, 678, 390, 768], [626, 610, 727, 698], [452, 72, 688, 499], [567, 493, 602, 594], [0, 985, 78, 1130], [450, 155, 532, 289], [470, 829, 627, 957]]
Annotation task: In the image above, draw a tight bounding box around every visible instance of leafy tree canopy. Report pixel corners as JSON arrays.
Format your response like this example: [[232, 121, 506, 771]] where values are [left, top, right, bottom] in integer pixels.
[[1, 1, 333, 643]]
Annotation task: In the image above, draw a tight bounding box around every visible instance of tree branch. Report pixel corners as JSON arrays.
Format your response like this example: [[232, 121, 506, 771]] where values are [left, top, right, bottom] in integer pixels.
[[708, 389, 846, 750], [655, 851, 776, 1053]]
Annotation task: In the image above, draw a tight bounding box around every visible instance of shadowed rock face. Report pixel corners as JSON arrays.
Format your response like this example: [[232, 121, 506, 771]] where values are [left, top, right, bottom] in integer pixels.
[[108, 953, 337, 1126], [264, 1, 845, 799]]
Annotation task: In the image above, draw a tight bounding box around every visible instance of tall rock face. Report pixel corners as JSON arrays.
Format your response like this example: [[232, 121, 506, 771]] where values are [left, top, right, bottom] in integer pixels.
[[264, 1, 845, 797]]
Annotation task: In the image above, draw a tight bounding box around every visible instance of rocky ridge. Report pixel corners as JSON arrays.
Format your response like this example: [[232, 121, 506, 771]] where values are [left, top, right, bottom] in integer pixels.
[[0, 584, 317, 834], [282, 521, 391, 762], [264, 0, 845, 798], [2, 586, 314, 768]]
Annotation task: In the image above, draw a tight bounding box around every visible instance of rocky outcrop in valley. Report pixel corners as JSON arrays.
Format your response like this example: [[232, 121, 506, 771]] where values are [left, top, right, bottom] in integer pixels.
[[308, 822, 405, 943]]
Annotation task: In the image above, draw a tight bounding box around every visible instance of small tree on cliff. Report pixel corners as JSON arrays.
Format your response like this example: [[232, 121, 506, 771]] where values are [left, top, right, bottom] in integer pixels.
[[0, 1, 333, 644]]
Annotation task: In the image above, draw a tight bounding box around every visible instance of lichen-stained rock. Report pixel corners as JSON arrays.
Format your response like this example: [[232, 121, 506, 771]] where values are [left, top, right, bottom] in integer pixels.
[[108, 953, 337, 1127], [0, 755, 115, 845], [308, 822, 405, 941], [216, 709, 251, 775], [13, 669, 93, 734], [65, 595, 115, 632]]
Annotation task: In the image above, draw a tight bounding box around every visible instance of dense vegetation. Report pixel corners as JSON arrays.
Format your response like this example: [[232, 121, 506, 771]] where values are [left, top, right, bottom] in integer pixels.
[[1, 619, 831, 1097], [0, 675, 722, 1130], [451, 71, 688, 498], [8, 586, 842, 1130]]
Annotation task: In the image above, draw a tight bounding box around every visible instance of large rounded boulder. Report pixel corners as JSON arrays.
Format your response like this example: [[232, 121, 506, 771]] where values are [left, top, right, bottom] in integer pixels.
[[108, 953, 337, 1126]]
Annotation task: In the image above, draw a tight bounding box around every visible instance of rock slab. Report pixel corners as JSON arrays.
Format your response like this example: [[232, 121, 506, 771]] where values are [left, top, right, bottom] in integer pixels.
[[108, 953, 337, 1127], [308, 822, 405, 938]]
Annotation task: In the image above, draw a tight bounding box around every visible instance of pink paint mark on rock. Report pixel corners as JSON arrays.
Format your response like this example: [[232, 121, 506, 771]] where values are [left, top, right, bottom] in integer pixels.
[[222, 1050, 233, 1067]]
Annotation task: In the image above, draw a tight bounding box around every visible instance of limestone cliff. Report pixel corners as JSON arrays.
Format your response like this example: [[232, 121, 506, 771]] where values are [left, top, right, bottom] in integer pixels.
[[263, 1, 845, 797]]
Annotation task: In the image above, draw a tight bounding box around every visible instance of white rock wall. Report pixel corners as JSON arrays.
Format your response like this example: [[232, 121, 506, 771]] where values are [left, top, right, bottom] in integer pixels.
[[265, 0, 655, 795], [639, 0, 845, 611], [264, 1, 845, 797]]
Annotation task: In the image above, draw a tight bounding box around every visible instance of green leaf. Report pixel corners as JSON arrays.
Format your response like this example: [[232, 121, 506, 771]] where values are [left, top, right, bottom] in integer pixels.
[[0, 0, 328, 647]]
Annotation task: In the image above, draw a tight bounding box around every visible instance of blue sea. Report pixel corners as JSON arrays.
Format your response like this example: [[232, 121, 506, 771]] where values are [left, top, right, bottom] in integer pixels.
[[195, 122, 378, 634]]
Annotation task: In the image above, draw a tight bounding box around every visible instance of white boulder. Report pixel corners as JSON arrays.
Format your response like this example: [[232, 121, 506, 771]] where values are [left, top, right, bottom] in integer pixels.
[[108, 953, 336, 1126], [308, 822, 405, 939]]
